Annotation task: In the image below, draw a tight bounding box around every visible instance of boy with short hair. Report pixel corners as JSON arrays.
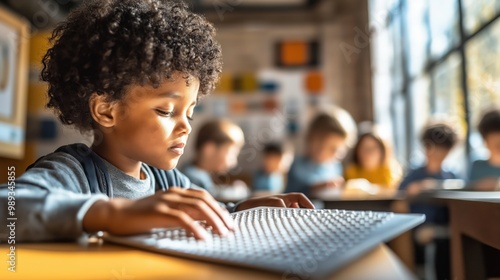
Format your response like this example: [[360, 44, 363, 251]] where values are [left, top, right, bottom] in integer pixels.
[[0, 0, 313, 242], [470, 108, 500, 190], [253, 142, 289, 194], [399, 122, 460, 199], [181, 119, 245, 196], [398, 121, 459, 280]]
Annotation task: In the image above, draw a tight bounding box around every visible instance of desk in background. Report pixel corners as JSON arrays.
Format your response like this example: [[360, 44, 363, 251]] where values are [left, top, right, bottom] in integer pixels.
[[446, 197, 500, 280], [315, 189, 500, 279], [401, 190, 500, 279]]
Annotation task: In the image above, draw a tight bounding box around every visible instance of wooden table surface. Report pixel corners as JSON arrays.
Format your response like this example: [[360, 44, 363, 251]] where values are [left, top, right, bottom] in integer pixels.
[[0, 242, 415, 280]]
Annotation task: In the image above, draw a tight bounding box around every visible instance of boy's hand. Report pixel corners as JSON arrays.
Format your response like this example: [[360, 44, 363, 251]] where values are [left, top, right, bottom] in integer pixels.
[[407, 179, 437, 196], [83, 187, 235, 240], [235, 193, 315, 211]]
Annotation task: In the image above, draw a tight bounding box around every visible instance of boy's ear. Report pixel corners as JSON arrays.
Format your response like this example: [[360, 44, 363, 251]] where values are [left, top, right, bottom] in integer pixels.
[[89, 93, 118, 128]]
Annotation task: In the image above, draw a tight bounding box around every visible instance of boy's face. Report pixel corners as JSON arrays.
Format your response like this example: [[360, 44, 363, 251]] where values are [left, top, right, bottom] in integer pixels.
[[211, 142, 242, 173], [263, 154, 283, 173], [308, 134, 346, 164], [485, 132, 500, 156], [107, 73, 199, 170], [424, 145, 450, 166]]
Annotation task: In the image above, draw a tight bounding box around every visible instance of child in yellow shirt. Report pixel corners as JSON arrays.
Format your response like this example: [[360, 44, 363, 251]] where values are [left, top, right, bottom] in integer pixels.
[[344, 132, 400, 189]]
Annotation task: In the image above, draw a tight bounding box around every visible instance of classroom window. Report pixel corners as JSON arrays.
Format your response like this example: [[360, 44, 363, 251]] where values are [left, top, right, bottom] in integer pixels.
[[405, 0, 429, 77], [428, 0, 460, 59], [369, 0, 500, 175], [432, 52, 464, 122], [407, 75, 431, 168], [466, 18, 500, 160], [462, 0, 500, 34]]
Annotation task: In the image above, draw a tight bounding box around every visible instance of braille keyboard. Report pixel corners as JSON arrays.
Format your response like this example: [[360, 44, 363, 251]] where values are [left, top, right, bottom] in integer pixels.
[[105, 207, 424, 279]]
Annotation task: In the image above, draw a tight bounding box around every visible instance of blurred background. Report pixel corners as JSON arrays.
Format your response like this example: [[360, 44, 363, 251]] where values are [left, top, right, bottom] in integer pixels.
[[0, 0, 498, 182]]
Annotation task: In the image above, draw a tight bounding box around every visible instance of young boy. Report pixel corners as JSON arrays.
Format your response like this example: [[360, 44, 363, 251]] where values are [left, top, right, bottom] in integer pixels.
[[284, 110, 354, 197], [253, 142, 289, 194], [399, 122, 459, 222], [0, 0, 313, 242], [181, 119, 245, 196], [470, 108, 500, 190], [398, 121, 459, 280], [399, 122, 459, 196]]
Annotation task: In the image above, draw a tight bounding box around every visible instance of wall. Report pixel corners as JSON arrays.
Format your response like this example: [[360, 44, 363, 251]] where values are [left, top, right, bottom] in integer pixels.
[[0, 32, 48, 182], [0, 32, 91, 182], [210, 0, 373, 123], [179, 0, 373, 174], [1, 0, 373, 181]]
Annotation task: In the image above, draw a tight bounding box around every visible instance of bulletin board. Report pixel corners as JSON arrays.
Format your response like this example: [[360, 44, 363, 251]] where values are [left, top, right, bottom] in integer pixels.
[[0, 6, 30, 159], [275, 40, 319, 68]]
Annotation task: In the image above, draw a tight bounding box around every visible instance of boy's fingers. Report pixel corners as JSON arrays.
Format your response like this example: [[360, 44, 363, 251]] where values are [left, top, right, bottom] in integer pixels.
[[181, 198, 230, 236], [283, 193, 315, 209], [290, 202, 300, 208], [159, 192, 229, 236], [168, 187, 236, 231], [265, 197, 287, 208], [165, 208, 209, 240]]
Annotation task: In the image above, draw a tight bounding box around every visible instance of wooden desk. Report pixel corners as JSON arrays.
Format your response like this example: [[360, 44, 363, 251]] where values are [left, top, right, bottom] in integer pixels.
[[0, 242, 415, 280], [318, 190, 500, 278], [448, 198, 500, 280], [413, 190, 500, 203]]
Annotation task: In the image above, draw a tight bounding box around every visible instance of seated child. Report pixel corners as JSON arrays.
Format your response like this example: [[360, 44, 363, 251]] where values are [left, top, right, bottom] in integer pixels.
[[285, 108, 356, 197], [0, 0, 314, 242], [399, 121, 459, 280], [344, 131, 401, 190], [470, 108, 500, 190], [399, 121, 459, 223], [181, 119, 245, 196], [252, 142, 290, 195]]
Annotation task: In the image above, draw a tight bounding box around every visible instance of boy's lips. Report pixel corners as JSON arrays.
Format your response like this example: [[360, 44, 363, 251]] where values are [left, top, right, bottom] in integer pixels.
[[168, 142, 185, 156]]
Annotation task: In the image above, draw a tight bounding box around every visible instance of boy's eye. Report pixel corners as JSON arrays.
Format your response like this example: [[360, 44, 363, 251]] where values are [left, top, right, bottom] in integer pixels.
[[156, 109, 194, 121], [155, 109, 173, 117]]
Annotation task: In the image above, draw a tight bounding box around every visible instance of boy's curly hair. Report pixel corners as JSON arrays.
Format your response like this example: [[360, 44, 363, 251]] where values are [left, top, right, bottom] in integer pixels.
[[421, 122, 458, 149], [478, 108, 500, 138], [41, 0, 222, 131]]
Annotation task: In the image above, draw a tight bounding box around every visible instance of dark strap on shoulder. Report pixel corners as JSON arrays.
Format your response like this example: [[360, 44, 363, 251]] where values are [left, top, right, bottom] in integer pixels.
[[149, 167, 168, 192], [149, 167, 191, 191], [27, 143, 113, 197], [55, 144, 113, 197]]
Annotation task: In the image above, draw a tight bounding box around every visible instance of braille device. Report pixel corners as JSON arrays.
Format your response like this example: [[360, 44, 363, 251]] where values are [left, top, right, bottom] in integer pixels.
[[105, 207, 424, 279]]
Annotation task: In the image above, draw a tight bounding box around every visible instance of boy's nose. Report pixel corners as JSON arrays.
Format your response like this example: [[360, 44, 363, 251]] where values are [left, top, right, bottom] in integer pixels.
[[180, 117, 192, 135]]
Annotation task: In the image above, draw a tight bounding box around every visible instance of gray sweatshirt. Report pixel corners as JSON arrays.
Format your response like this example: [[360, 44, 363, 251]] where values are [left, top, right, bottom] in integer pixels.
[[0, 151, 220, 242]]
